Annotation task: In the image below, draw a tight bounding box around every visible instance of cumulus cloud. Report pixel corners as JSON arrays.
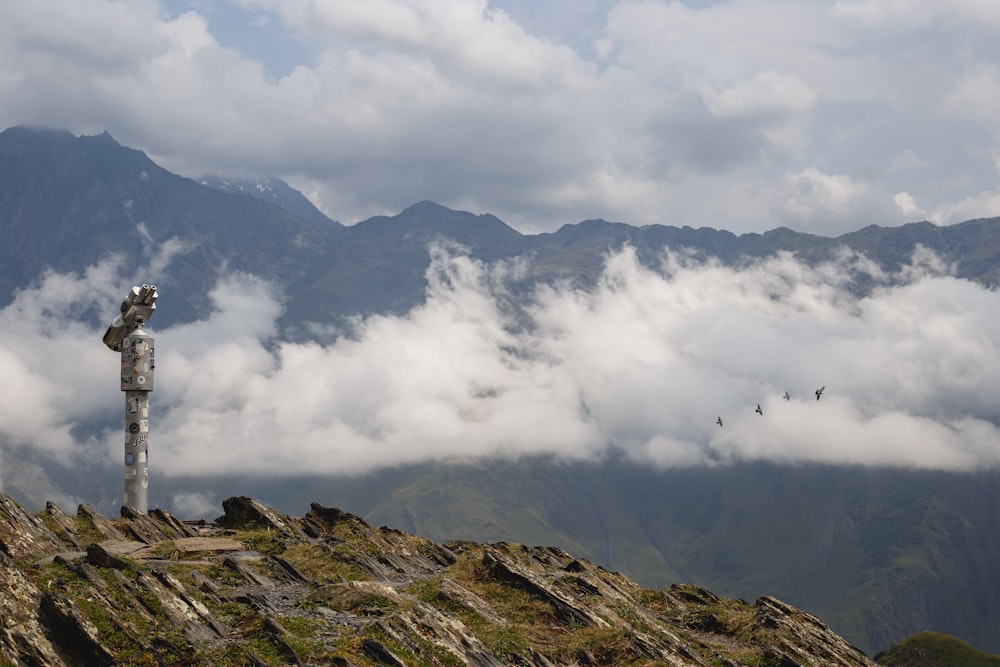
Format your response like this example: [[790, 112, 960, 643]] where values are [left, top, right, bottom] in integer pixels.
[[773, 167, 901, 232], [942, 63, 1000, 129], [5, 245, 1000, 485], [0, 260, 123, 458], [702, 71, 818, 119], [926, 189, 1000, 227], [831, 0, 1000, 29], [2, 0, 998, 235], [893, 191, 927, 219]]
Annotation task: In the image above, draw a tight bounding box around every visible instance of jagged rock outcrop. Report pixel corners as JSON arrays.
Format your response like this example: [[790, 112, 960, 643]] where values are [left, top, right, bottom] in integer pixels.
[[0, 494, 67, 560], [0, 492, 879, 666]]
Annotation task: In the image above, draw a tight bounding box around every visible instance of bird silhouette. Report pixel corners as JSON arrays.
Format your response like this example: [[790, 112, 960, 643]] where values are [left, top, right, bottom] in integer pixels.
[[815, 386, 825, 401], [755, 404, 763, 416], [783, 392, 791, 401], [716, 416, 723, 427]]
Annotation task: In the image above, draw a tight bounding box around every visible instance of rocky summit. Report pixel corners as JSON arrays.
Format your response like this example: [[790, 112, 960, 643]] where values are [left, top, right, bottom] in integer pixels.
[[0, 493, 876, 666]]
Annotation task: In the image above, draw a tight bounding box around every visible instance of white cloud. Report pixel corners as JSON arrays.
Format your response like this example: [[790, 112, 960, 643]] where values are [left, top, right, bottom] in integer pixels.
[[6, 246, 1000, 483], [888, 149, 927, 171], [169, 490, 219, 518], [702, 71, 818, 119], [0, 261, 122, 421], [942, 63, 1000, 129], [773, 167, 902, 232], [831, 0, 1000, 29], [893, 191, 926, 219], [2, 0, 165, 73], [159, 11, 217, 58], [927, 188, 1000, 226], [259, 0, 586, 88]]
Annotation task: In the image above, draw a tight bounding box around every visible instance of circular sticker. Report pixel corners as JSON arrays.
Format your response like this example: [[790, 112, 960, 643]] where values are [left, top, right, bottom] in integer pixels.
[[128, 423, 140, 434], [137, 376, 146, 385]]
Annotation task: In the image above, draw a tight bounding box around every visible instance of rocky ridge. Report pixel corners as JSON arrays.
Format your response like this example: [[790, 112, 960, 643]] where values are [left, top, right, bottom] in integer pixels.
[[0, 493, 877, 666]]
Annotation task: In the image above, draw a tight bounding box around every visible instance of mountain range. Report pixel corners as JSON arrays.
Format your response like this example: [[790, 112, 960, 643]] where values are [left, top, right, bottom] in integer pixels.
[[5, 125, 1000, 331], [2, 125, 1000, 657]]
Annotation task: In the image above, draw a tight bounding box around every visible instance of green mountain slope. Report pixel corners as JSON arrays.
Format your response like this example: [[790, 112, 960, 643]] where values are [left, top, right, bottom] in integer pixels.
[[876, 631, 1000, 667]]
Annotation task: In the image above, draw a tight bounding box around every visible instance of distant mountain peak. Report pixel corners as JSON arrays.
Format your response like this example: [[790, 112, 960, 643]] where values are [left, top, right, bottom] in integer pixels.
[[403, 199, 451, 213], [199, 173, 340, 226]]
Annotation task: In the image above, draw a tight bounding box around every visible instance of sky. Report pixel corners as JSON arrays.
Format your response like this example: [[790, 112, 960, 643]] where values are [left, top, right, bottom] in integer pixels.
[[1, 243, 999, 515], [2, 0, 1000, 235]]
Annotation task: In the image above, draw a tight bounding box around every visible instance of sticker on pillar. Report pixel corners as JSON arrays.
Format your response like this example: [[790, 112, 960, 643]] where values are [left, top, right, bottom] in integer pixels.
[[125, 468, 137, 477], [125, 452, 135, 466], [128, 422, 140, 434], [138, 452, 147, 463], [137, 375, 146, 385], [128, 396, 139, 413], [141, 469, 149, 489]]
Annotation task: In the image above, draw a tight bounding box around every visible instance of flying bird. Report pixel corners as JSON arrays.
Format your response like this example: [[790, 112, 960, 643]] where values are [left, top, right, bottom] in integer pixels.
[[716, 416, 723, 427], [755, 404, 763, 416], [783, 392, 791, 401], [815, 386, 825, 401]]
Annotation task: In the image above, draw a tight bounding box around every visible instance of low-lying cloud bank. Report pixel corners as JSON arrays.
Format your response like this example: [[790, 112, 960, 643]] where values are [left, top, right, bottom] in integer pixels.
[[2, 245, 999, 482]]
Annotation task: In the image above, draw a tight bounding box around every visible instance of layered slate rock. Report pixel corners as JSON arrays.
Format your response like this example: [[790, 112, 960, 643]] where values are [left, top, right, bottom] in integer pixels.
[[216, 495, 306, 540], [120, 504, 199, 543], [0, 494, 70, 559], [43, 502, 81, 550], [0, 493, 881, 666], [0, 549, 64, 664], [755, 596, 874, 667]]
